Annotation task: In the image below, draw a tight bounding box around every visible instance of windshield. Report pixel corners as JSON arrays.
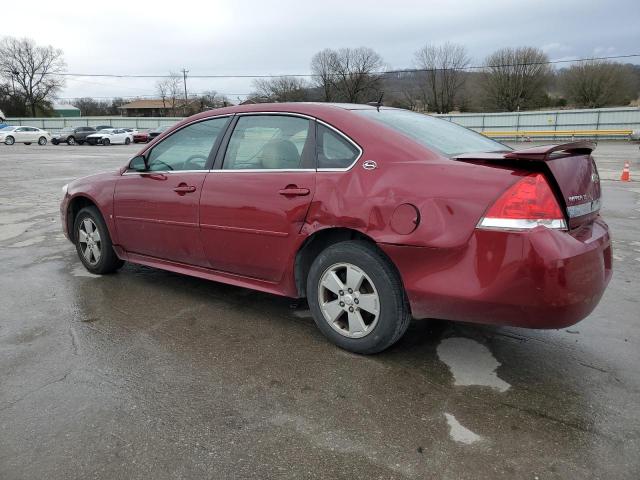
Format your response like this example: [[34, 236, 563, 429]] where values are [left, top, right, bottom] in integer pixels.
[[354, 109, 510, 157]]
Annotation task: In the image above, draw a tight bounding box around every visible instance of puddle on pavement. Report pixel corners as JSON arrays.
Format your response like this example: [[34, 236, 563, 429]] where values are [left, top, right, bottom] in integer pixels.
[[71, 264, 100, 278], [292, 309, 312, 319], [437, 337, 510, 392], [9, 236, 46, 248], [444, 413, 482, 444]]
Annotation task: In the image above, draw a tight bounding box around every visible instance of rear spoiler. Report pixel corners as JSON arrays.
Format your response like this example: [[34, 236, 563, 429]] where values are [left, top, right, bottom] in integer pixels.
[[503, 141, 596, 161], [454, 141, 596, 162]]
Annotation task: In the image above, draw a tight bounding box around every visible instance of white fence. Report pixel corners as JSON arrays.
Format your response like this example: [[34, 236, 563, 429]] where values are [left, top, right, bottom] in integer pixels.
[[435, 107, 640, 140], [4, 116, 183, 133], [6, 107, 640, 139]]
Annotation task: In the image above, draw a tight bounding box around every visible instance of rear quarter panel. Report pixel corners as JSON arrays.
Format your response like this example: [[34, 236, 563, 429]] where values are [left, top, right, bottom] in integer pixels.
[[305, 115, 522, 249]]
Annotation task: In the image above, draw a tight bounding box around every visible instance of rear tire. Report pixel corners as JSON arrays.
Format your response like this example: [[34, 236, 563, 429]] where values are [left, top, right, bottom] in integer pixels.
[[306, 241, 411, 354], [67, 136, 76, 145], [125, 137, 131, 145], [73, 206, 124, 274], [52, 138, 59, 145]]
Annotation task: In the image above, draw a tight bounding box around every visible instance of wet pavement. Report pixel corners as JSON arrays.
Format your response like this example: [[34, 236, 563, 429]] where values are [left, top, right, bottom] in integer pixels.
[[0, 141, 639, 479]]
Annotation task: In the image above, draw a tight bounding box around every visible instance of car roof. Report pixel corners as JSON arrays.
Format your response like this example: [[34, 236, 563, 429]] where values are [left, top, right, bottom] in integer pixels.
[[177, 102, 390, 129]]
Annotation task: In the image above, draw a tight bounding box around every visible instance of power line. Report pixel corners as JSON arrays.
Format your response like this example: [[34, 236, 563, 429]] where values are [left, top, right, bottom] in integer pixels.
[[46, 53, 640, 79], [57, 92, 251, 100]]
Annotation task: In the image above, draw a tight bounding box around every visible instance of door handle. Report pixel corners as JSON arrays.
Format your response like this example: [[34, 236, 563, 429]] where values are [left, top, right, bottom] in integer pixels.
[[173, 185, 196, 194], [278, 187, 310, 196]]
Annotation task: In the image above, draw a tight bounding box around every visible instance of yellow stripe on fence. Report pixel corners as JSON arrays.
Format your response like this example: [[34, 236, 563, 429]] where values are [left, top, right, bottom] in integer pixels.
[[482, 129, 633, 137]]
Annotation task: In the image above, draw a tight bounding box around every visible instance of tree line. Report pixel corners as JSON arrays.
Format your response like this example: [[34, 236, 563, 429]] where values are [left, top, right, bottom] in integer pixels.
[[250, 44, 639, 112], [1, 35, 639, 117]]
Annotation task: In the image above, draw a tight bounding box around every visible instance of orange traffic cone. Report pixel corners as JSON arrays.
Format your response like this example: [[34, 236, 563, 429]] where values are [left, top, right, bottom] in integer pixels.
[[620, 162, 631, 182]]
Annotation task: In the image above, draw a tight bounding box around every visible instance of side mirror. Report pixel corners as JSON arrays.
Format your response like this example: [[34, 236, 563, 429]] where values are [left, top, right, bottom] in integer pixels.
[[129, 155, 148, 172]]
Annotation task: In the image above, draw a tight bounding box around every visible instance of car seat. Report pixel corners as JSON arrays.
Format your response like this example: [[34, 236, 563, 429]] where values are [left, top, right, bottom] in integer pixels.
[[260, 139, 300, 169]]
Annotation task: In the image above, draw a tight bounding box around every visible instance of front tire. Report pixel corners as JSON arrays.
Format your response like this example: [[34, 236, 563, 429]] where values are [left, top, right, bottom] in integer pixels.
[[73, 206, 124, 274], [67, 136, 76, 145], [38, 137, 47, 145], [52, 138, 59, 145], [5, 136, 14, 145], [306, 241, 411, 354], [102, 138, 110, 146]]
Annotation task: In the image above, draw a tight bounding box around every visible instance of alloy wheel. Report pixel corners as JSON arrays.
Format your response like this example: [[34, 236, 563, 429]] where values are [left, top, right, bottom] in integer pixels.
[[78, 218, 102, 266], [317, 262, 380, 338]]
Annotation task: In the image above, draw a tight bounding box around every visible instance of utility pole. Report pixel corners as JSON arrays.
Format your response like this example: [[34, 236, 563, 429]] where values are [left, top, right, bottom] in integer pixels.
[[181, 68, 189, 117]]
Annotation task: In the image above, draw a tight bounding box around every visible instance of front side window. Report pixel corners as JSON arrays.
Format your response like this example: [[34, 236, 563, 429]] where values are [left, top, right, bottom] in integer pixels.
[[146, 117, 230, 171], [223, 115, 312, 170], [317, 124, 360, 169]]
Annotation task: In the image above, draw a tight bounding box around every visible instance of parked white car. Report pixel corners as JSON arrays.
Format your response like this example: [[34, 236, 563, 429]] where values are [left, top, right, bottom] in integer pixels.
[[0, 126, 52, 145], [85, 128, 134, 146]]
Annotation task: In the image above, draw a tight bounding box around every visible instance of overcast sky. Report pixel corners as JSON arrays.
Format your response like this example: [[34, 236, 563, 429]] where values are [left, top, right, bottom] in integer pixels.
[[4, 0, 639, 102]]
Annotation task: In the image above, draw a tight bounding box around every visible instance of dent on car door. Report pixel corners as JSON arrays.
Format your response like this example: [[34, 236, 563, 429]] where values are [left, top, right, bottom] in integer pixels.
[[113, 116, 231, 266], [199, 114, 316, 282]]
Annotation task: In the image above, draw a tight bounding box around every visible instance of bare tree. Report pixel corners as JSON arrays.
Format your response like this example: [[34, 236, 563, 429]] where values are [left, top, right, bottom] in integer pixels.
[[559, 60, 635, 108], [197, 90, 230, 110], [155, 72, 182, 115], [252, 76, 309, 102], [480, 47, 551, 111], [0, 36, 65, 116], [310, 49, 338, 101], [72, 97, 110, 116], [328, 47, 384, 103], [413, 42, 470, 113]]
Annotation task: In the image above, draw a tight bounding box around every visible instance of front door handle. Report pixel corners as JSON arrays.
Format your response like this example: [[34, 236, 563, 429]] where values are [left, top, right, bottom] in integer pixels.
[[174, 184, 196, 195], [278, 186, 310, 196]]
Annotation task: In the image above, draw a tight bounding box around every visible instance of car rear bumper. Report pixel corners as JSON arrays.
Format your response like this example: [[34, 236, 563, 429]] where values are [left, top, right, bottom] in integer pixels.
[[380, 217, 612, 329]]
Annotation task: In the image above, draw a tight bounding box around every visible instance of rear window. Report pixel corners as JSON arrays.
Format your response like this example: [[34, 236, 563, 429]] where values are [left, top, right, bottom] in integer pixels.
[[354, 109, 510, 157]]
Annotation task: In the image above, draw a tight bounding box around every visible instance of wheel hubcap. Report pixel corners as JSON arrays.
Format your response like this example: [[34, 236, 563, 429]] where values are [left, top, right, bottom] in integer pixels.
[[78, 218, 101, 265], [318, 262, 380, 339]]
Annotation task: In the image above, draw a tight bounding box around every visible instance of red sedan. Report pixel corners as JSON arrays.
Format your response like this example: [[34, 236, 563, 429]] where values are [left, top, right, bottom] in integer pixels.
[[133, 130, 150, 143], [60, 103, 612, 353]]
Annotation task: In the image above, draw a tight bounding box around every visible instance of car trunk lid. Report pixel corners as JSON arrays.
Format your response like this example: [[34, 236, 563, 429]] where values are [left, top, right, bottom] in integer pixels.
[[455, 141, 601, 229]]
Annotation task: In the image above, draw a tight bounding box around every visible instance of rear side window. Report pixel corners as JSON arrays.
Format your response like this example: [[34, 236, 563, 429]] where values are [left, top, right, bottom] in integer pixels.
[[316, 124, 360, 169], [223, 115, 312, 170], [147, 117, 229, 171], [354, 109, 509, 157]]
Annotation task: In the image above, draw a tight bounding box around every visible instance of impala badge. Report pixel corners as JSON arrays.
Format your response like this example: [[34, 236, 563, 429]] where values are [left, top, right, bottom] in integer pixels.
[[363, 160, 378, 170]]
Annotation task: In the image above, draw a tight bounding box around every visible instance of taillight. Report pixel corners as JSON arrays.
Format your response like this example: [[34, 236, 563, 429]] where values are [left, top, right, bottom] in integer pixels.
[[478, 173, 567, 231]]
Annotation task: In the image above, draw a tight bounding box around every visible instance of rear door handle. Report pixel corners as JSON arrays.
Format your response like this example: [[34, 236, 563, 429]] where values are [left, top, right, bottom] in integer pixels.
[[278, 187, 310, 196], [174, 185, 196, 194]]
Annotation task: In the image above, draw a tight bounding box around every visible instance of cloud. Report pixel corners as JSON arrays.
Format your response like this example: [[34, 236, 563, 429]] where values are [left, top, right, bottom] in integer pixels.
[[3, 0, 637, 100]]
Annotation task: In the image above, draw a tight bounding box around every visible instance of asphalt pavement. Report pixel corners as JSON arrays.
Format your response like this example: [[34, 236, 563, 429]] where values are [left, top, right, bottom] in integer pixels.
[[0, 141, 638, 479]]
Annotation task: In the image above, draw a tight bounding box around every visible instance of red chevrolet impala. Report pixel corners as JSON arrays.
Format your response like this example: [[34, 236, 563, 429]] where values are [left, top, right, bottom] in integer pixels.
[[60, 103, 612, 353]]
